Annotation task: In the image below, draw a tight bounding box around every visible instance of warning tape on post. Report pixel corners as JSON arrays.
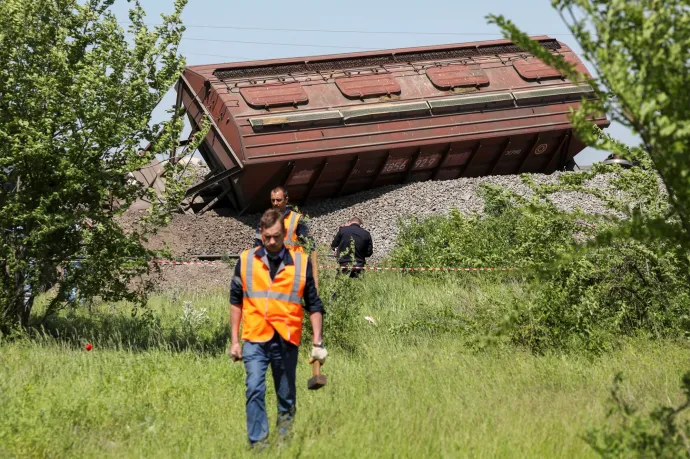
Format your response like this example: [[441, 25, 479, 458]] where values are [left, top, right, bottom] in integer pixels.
[[151, 260, 519, 271]]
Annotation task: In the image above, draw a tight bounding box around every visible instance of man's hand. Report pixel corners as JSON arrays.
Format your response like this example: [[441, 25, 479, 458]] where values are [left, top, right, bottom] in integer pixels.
[[229, 342, 242, 362], [229, 304, 242, 361], [310, 346, 328, 365]]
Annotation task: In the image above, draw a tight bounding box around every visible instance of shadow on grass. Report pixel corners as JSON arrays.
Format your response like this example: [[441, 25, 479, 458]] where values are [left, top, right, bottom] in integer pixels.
[[33, 309, 230, 355]]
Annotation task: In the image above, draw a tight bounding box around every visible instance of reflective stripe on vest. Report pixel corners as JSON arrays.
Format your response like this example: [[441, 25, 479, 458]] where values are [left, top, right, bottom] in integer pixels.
[[240, 247, 307, 345], [255, 210, 304, 252], [284, 211, 302, 250]]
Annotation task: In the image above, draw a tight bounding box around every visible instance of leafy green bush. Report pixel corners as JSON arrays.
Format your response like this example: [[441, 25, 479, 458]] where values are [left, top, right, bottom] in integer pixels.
[[585, 372, 690, 458], [391, 185, 587, 271], [514, 239, 690, 353], [390, 171, 690, 353], [302, 267, 363, 355]]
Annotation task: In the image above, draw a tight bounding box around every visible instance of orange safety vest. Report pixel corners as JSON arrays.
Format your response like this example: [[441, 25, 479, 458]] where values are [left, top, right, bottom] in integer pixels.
[[239, 247, 308, 346], [254, 210, 306, 253], [283, 211, 305, 253]]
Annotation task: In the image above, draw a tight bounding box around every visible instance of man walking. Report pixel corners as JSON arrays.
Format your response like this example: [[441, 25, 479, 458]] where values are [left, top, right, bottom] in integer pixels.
[[254, 186, 319, 291], [231, 208, 327, 448], [331, 217, 373, 278]]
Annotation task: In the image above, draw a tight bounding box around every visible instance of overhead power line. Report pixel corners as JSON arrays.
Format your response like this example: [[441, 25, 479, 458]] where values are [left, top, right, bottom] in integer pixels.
[[180, 37, 378, 50], [119, 21, 573, 37], [184, 51, 252, 60], [185, 25, 563, 36]]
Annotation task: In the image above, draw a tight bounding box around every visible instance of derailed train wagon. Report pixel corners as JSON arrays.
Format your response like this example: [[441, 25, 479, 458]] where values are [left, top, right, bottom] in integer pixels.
[[173, 36, 609, 214]]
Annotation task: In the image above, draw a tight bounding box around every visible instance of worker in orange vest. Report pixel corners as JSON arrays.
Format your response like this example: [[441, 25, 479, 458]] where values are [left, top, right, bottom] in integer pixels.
[[231, 208, 327, 449], [254, 186, 319, 291]]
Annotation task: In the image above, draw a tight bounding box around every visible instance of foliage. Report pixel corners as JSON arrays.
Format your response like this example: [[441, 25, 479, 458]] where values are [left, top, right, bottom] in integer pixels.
[[585, 372, 690, 458], [29, 294, 229, 354], [388, 304, 467, 337], [522, 165, 689, 352], [291, 206, 318, 255], [180, 300, 209, 331], [2, 285, 689, 457], [513, 236, 690, 353], [302, 265, 362, 355], [391, 185, 591, 271], [0, 0, 207, 329], [487, 0, 690, 252], [391, 168, 690, 352], [486, 0, 690, 347], [397, 0, 690, 353]]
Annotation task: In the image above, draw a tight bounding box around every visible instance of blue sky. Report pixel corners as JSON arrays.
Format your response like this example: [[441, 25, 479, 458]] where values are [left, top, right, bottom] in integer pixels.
[[112, 0, 636, 165]]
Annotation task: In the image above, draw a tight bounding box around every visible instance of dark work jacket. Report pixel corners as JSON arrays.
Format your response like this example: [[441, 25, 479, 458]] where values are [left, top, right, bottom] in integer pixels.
[[331, 224, 373, 266]]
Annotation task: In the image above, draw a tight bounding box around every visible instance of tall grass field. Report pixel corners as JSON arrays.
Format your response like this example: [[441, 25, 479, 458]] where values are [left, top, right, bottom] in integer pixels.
[[1, 272, 688, 458]]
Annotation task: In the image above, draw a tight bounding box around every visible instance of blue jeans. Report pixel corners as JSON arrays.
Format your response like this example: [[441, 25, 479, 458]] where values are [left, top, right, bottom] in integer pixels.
[[243, 333, 299, 445]]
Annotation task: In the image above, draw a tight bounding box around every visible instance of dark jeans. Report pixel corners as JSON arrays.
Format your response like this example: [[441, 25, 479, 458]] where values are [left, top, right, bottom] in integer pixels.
[[243, 333, 299, 445]]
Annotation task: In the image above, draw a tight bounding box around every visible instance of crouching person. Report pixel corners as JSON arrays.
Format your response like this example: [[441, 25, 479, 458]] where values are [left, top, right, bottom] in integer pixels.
[[229, 208, 327, 449]]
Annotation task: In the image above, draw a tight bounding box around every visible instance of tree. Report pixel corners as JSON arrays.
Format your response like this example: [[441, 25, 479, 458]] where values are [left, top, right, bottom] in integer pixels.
[[472, 0, 690, 354], [488, 0, 690, 252], [0, 0, 207, 329], [488, 5, 690, 450]]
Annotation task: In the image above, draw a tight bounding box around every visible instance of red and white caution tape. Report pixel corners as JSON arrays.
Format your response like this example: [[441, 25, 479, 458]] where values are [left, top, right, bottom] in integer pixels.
[[153, 260, 223, 265], [318, 266, 518, 271], [151, 260, 518, 271]]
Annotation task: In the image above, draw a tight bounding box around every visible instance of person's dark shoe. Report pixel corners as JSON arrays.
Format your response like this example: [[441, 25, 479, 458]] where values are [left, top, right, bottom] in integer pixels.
[[277, 414, 294, 440]]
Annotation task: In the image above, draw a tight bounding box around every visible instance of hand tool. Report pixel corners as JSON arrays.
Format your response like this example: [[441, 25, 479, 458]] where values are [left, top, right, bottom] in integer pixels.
[[307, 360, 327, 390]]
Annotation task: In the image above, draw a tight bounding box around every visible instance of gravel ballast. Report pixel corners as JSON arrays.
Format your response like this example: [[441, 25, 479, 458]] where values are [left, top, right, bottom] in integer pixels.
[[120, 171, 641, 291], [124, 172, 626, 264]]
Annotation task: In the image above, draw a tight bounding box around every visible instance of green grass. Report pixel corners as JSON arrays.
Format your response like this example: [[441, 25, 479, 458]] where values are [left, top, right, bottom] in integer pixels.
[[1, 273, 689, 458]]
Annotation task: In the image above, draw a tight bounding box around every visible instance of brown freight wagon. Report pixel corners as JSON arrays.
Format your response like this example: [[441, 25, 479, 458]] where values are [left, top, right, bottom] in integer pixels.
[[174, 36, 609, 215]]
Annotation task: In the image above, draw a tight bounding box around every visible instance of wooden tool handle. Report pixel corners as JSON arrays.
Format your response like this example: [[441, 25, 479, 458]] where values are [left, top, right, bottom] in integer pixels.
[[312, 360, 321, 376]]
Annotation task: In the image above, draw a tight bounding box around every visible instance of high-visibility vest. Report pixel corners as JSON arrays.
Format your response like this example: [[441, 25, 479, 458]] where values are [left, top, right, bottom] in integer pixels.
[[254, 210, 306, 253], [239, 247, 307, 346], [283, 211, 305, 253]]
